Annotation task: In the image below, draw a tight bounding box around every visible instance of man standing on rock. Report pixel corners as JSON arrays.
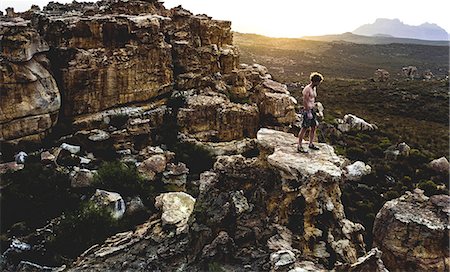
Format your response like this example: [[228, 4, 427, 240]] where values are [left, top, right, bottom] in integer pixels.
[[297, 72, 323, 153]]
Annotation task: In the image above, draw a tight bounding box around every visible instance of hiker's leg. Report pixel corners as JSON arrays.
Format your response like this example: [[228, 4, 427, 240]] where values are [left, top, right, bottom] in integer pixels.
[[298, 127, 307, 145], [309, 126, 316, 145]]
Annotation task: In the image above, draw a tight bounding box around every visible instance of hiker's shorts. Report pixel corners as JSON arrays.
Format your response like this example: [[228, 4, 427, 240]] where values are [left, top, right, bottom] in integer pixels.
[[301, 109, 319, 128]]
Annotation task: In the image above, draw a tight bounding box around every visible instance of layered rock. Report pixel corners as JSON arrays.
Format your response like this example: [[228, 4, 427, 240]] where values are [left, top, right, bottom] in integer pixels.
[[32, 10, 174, 117], [177, 93, 259, 141], [0, 19, 61, 143], [373, 189, 450, 272], [257, 128, 366, 265]]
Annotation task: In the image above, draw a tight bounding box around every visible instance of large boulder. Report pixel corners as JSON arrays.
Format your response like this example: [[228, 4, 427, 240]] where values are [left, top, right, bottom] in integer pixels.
[[428, 157, 449, 174], [155, 192, 196, 234], [373, 189, 450, 272], [336, 114, 378, 132], [90, 189, 126, 219]]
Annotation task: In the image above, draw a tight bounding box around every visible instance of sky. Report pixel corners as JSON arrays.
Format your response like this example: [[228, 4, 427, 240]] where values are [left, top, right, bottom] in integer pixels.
[[2, 0, 450, 38]]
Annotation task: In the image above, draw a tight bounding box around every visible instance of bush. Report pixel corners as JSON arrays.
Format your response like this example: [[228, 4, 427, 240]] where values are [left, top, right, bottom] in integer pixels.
[[173, 142, 214, 176], [417, 180, 439, 196], [49, 202, 118, 259], [109, 114, 129, 129], [0, 162, 78, 232], [93, 161, 146, 197], [346, 147, 366, 161], [408, 149, 430, 165]]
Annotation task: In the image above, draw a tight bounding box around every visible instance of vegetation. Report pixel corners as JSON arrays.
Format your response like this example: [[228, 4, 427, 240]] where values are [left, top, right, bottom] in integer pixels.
[[49, 202, 118, 260], [0, 162, 78, 234]]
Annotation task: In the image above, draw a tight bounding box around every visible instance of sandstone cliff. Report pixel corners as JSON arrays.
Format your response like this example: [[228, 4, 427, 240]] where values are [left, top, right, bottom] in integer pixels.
[[0, 19, 60, 144], [0, 0, 296, 149]]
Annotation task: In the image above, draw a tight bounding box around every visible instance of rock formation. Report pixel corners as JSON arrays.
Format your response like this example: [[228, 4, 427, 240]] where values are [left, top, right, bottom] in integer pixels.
[[374, 69, 390, 82], [1, 0, 297, 152], [373, 189, 450, 271], [66, 128, 374, 271], [0, 19, 61, 144]]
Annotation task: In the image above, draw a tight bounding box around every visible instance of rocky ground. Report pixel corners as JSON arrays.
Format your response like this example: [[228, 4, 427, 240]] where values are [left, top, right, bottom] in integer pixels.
[[0, 0, 448, 271]]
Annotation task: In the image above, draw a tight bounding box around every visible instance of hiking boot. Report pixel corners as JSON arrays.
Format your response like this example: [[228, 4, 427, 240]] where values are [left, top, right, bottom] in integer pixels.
[[309, 144, 320, 150], [297, 145, 308, 153]]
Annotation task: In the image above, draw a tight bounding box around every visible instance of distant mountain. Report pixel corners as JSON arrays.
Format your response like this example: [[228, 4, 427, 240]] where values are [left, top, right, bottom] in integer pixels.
[[301, 32, 449, 46], [352, 18, 449, 41]]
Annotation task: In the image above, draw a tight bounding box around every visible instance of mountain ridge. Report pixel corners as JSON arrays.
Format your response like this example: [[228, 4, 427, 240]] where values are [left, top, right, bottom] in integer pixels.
[[352, 18, 449, 41]]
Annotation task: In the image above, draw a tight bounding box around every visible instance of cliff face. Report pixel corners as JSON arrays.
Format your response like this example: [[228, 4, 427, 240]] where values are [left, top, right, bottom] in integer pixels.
[[0, 0, 296, 149], [0, 20, 61, 144]]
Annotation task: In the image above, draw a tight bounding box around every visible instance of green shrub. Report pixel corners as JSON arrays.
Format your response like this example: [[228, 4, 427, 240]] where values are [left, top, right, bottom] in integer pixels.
[[417, 180, 439, 196], [408, 149, 429, 165], [0, 162, 78, 232], [109, 114, 129, 128], [378, 137, 392, 149], [346, 147, 366, 161], [384, 190, 400, 200], [93, 161, 145, 197], [49, 202, 118, 258]]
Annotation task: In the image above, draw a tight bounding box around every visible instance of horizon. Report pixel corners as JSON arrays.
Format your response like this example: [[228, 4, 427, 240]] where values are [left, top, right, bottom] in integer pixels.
[[1, 0, 450, 40]]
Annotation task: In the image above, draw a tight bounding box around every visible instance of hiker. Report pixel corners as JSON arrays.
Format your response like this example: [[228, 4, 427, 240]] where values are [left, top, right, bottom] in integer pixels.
[[297, 72, 323, 153]]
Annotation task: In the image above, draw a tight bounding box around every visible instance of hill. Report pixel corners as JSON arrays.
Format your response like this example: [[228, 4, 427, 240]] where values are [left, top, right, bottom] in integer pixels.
[[301, 32, 449, 46]]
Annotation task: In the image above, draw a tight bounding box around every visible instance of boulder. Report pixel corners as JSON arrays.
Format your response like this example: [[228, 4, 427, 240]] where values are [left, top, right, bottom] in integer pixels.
[[70, 168, 96, 188], [162, 162, 189, 186], [344, 161, 372, 182], [154, 192, 196, 233], [336, 247, 388, 272], [428, 157, 449, 174], [60, 143, 81, 154], [0, 161, 24, 175], [270, 250, 296, 270], [137, 154, 167, 181], [373, 189, 450, 271], [14, 151, 28, 164], [40, 151, 55, 165], [90, 189, 126, 219], [384, 142, 411, 160], [125, 196, 146, 217], [336, 114, 377, 132]]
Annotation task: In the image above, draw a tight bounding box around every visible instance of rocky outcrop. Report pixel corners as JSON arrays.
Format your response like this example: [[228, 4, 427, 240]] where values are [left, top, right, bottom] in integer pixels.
[[402, 66, 418, 79], [0, 19, 61, 143], [257, 128, 366, 265], [373, 189, 450, 272], [1, 0, 299, 150], [66, 128, 370, 271], [374, 69, 390, 82]]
